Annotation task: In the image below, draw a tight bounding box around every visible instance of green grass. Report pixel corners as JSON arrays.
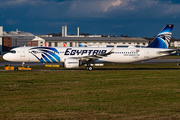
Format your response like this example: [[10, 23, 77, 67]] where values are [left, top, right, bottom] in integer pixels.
[[0, 70, 180, 119]]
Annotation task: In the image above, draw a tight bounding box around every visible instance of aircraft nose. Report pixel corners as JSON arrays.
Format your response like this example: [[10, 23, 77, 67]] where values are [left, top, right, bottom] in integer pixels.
[[3, 54, 8, 61], [3, 53, 11, 61]]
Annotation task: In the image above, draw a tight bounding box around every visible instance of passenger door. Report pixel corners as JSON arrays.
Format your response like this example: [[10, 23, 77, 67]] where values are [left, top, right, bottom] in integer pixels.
[[144, 49, 149, 58], [20, 48, 25, 57]]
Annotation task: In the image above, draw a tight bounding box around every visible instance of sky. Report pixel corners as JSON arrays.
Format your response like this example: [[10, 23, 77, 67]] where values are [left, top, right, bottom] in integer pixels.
[[0, 0, 180, 38]]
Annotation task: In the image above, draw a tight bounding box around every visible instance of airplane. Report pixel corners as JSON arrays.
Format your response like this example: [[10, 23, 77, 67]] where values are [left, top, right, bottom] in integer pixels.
[[3, 24, 176, 70], [63, 43, 67, 47], [45, 42, 49, 47], [79, 43, 84, 47], [63, 42, 83, 47]]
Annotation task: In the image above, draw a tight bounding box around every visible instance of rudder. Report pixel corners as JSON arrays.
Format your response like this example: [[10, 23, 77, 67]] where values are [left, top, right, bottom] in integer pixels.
[[147, 25, 174, 49]]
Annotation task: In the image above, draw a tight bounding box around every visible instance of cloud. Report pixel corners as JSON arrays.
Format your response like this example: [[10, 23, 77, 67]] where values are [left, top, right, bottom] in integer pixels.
[[6, 0, 29, 5], [1, 0, 180, 19], [6, 19, 19, 25], [158, 0, 180, 4], [59, 0, 154, 19], [102, 0, 122, 12], [113, 25, 123, 28], [48, 22, 71, 27], [1, 0, 180, 38], [0, 0, 46, 7]]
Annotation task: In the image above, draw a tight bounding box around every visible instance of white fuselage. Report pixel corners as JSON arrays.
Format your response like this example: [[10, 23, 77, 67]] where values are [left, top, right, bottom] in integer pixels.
[[3, 46, 172, 64]]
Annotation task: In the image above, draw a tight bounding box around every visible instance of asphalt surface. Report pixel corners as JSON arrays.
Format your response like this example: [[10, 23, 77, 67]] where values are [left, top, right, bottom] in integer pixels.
[[0, 59, 180, 71], [0, 62, 63, 67], [0, 59, 180, 67], [1, 67, 180, 72], [0, 59, 180, 69]]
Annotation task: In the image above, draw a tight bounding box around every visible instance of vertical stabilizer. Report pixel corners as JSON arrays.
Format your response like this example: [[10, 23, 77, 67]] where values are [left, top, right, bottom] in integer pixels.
[[147, 25, 174, 49]]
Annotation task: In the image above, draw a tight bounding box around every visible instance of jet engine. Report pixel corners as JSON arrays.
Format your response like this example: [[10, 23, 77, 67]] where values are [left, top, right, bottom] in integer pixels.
[[64, 58, 82, 68]]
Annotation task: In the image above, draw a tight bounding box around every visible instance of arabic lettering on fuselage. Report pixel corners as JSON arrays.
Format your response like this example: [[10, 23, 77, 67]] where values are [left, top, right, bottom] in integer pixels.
[[64, 48, 107, 55]]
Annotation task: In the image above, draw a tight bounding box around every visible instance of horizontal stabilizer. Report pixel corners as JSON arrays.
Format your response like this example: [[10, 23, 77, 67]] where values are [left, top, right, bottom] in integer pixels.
[[157, 49, 176, 55]]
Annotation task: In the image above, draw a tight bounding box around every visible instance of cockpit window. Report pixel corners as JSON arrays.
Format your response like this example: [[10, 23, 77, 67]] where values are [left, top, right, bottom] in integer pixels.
[[10, 50, 16, 53]]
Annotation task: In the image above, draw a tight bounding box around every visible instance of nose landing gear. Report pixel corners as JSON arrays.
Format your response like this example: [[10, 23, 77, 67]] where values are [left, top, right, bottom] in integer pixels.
[[22, 62, 25, 67]]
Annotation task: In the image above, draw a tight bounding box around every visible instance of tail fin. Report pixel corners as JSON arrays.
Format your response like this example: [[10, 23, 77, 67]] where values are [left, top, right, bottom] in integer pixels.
[[45, 43, 49, 47], [63, 43, 67, 47], [79, 43, 84, 47], [147, 24, 174, 49]]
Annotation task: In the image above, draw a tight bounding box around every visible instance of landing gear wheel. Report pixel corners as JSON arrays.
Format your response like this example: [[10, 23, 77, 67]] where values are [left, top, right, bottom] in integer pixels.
[[88, 66, 93, 71]]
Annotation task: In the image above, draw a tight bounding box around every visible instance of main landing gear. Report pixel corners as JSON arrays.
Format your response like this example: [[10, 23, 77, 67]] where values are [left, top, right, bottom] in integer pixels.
[[86, 64, 93, 71]]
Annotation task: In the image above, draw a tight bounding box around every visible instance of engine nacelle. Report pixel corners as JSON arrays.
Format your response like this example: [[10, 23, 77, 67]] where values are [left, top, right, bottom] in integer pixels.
[[64, 58, 80, 68]]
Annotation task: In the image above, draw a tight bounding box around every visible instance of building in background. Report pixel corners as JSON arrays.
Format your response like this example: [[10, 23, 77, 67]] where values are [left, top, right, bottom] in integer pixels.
[[39, 36, 148, 47], [27, 36, 45, 47], [61, 25, 102, 38], [2, 37, 12, 52], [5, 25, 180, 54], [173, 40, 180, 48], [0, 25, 149, 55], [3, 29, 35, 47], [0, 26, 35, 54], [37, 26, 149, 47]]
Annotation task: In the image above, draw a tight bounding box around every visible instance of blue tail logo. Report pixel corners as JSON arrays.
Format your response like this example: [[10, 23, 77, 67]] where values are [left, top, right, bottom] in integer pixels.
[[147, 25, 174, 49]]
